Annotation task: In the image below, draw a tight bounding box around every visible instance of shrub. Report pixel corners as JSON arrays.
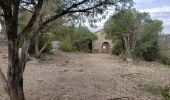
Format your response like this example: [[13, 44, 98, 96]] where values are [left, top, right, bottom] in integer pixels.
[[60, 39, 73, 52], [138, 83, 170, 100], [159, 55, 170, 65], [112, 41, 124, 55], [142, 47, 159, 61], [136, 41, 160, 61], [73, 41, 92, 53], [160, 85, 170, 100]]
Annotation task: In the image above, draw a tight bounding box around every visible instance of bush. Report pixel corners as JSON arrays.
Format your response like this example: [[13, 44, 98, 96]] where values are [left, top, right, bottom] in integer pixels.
[[160, 85, 170, 100], [159, 55, 170, 65], [112, 41, 124, 55], [53, 26, 96, 53], [138, 83, 170, 100], [112, 45, 121, 55], [28, 33, 52, 54], [142, 47, 159, 61], [60, 40, 73, 52], [136, 41, 160, 61], [73, 41, 92, 53]]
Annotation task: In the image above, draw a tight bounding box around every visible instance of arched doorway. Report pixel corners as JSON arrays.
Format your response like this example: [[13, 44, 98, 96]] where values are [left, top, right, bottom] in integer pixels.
[[102, 42, 110, 53]]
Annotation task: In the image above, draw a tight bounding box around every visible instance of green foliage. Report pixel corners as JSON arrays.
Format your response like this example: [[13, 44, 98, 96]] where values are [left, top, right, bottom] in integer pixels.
[[105, 9, 150, 57], [142, 45, 159, 61], [112, 41, 124, 55], [136, 19, 163, 61], [137, 41, 160, 61], [28, 41, 35, 54], [60, 39, 73, 52], [138, 84, 170, 100], [28, 33, 52, 54], [160, 85, 170, 100], [52, 26, 97, 52], [40, 33, 52, 53], [159, 55, 170, 65], [105, 9, 140, 39], [104, 9, 163, 61], [18, 39, 24, 48]]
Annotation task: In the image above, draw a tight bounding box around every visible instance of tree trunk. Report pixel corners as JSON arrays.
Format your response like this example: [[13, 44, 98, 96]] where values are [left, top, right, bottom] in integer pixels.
[[0, 0, 43, 99], [7, 37, 25, 100], [35, 35, 40, 59], [35, 34, 47, 59], [123, 35, 132, 58]]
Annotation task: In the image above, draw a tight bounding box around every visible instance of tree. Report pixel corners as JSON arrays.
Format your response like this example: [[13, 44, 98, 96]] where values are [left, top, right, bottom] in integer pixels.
[[69, 26, 97, 52], [19, 1, 63, 59], [52, 25, 97, 52], [104, 9, 162, 59], [136, 19, 163, 61], [0, 0, 133, 100]]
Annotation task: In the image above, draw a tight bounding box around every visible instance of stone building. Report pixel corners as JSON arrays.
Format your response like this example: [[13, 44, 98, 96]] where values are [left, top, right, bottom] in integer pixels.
[[92, 29, 114, 53]]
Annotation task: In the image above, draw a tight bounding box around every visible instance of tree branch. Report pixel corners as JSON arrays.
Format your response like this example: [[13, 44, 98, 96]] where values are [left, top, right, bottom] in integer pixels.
[[18, 0, 43, 39], [33, 0, 109, 37], [69, 1, 106, 13], [19, 5, 33, 13], [65, 0, 88, 11], [20, 1, 36, 6]]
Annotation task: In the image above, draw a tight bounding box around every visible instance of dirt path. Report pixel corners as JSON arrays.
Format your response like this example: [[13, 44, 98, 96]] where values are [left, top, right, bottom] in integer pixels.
[[0, 46, 170, 100]]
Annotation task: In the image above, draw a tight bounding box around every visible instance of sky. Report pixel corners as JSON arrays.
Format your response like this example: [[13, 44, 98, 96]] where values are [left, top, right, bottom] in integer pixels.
[[89, 0, 170, 34]]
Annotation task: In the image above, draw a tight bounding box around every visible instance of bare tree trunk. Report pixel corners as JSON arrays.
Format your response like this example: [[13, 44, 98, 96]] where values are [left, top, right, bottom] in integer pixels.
[[35, 34, 47, 59], [123, 35, 132, 58], [4, 8, 25, 99], [7, 37, 25, 100], [5, 30, 32, 100], [0, 0, 43, 99], [20, 34, 32, 73]]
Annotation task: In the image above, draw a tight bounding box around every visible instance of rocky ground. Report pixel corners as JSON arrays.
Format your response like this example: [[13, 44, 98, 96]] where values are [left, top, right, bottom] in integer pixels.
[[0, 45, 170, 100]]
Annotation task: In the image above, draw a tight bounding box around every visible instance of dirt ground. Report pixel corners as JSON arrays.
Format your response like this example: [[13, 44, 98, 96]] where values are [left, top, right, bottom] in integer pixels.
[[0, 46, 170, 100]]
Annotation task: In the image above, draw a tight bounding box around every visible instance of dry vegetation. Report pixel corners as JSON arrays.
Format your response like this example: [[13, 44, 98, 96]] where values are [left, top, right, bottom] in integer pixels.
[[0, 45, 170, 100]]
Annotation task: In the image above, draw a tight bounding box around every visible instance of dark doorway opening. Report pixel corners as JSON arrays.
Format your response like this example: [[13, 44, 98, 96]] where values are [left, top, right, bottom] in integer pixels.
[[88, 40, 92, 53], [102, 42, 110, 53]]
